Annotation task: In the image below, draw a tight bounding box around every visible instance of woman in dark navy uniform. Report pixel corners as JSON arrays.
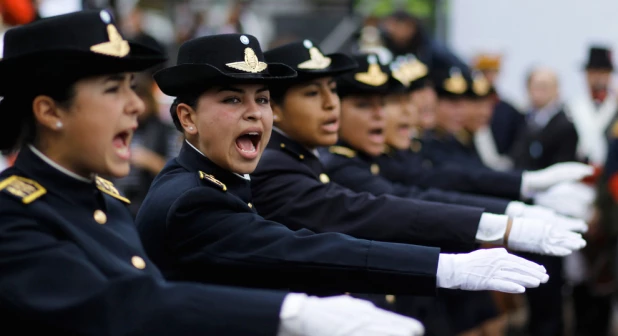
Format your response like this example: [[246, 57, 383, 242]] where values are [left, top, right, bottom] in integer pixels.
[[135, 34, 549, 298], [0, 10, 433, 336]]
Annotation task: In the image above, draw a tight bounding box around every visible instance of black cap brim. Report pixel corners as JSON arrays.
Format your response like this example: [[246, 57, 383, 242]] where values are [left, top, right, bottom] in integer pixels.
[[0, 41, 166, 95], [154, 62, 297, 97]]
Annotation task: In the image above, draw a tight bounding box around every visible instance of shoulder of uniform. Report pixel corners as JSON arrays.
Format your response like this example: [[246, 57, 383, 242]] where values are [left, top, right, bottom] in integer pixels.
[[198, 171, 227, 191], [328, 145, 356, 158], [277, 142, 307, 160], [0, 175, 47, 204], [95, 176, 131, 204]]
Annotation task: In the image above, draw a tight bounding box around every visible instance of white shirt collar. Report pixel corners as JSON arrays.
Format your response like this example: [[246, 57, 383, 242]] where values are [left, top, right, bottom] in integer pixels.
[[185, 140, 250, 181], [28, 145, 94, 183], [272, 127, 320, 158]]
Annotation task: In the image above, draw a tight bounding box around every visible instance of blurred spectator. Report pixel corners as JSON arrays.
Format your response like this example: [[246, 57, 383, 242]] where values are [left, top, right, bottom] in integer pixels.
[[511, 67, 576, 336], [568, 46, 616, 167], [472, 53, 525, 171]]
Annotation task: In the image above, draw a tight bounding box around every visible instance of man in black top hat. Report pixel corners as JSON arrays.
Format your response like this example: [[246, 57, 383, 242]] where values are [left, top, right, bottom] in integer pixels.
[[567, 46, 616, 166]]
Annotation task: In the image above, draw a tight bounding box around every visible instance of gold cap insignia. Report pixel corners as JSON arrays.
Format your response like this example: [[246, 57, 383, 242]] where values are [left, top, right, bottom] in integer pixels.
[[226, 48, 268, 73], [0, 175, 46, 204], [96, 176, 131, 203], [355, 55, 388, 86], [329, 145, 357, 158], [612, 121, 618, 138], [298, 40, 332, 70], [443, 68, 467, 94], [199, 171, 227, 191], [472, 73, 490, 96], [90, 24, 130, 58]]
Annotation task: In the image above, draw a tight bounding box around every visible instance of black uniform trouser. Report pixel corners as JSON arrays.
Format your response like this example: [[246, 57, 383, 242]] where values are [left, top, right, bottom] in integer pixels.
[[520, 253, 564, 336], [573, 284, 612, 336]]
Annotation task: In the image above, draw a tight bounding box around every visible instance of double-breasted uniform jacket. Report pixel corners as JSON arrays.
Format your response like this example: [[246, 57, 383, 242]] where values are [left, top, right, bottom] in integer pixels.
[[0, 146, 290, 336], [251, 131, 481, 252], [375, 143, 522, 200], [319, 142, 510, 214], [136, 141, 441, 295]]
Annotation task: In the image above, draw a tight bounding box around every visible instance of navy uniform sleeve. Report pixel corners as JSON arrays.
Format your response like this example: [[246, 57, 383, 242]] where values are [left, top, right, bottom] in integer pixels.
[[165, 186, 440, 295], [0, 215, 285, 335], [252, 155, 480, 252], [405, 163, 522, 200], [329, 161, 509, 214]]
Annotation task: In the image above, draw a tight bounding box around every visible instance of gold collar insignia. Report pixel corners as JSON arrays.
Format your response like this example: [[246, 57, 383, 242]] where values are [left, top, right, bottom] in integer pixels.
[[226, 48, 268, 73], [199, 171, 227, 191], [298, 47, 332, 70], [444, 68, 467, 94], [329, 145, 357, 158], [90, 24, 130, 57], [96, 176, 131, 204], [0, 175, 46, 204]]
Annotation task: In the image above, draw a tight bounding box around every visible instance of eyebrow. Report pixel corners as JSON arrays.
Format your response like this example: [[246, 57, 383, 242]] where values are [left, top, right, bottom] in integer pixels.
[[217, 86, 269, 94]]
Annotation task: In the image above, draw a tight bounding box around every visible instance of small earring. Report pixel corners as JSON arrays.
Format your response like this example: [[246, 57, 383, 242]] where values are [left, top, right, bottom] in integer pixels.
[[273, 115, 279, 121], [55, 121, 63, 129], [188, 126, 194, 131]]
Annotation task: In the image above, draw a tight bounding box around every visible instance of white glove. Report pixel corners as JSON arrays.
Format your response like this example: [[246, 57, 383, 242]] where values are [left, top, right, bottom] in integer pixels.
[[278, 293, 425, 336], [436, 248, 549, 294], [507, 217, 586, 256], [533, 182, 596, 220], [521, 162, 594, 198], [505, 202, 588, 233]]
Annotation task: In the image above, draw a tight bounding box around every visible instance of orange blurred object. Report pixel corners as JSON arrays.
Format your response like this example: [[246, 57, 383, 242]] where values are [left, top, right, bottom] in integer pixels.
[[6, 152, 17, 166], [0, 0, 36, 26]]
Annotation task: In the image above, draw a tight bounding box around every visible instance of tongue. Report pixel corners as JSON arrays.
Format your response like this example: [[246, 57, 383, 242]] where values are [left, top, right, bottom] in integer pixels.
[[236, 135, 255, 152], [113, 136, 124, 149]]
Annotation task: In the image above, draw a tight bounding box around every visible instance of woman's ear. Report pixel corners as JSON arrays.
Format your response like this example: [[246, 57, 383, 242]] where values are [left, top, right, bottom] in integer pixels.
[[32, 95, 64, 131], [271, 100, 283, 123], [177, 103, 198, 135]]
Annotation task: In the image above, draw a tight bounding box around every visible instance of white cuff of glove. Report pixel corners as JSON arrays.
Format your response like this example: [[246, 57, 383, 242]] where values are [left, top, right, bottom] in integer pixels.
[[278, 293, 425, 336], [507, 218, 587, 256], [475, 213, 508, 244], [436, 248, 549, 293]]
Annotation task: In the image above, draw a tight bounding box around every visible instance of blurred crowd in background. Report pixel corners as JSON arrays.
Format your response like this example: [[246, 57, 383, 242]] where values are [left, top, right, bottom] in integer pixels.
[[3, 1, 618, 335]]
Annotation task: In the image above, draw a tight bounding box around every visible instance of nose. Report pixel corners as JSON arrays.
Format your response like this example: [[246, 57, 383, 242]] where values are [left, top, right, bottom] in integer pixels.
[[323, 90, 338, 111], [244, 99, 263, 122], [128, 90, 145, 117]]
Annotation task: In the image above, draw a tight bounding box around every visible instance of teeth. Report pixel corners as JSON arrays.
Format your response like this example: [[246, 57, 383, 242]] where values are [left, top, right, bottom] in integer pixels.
[[248, 132, 259, 136]]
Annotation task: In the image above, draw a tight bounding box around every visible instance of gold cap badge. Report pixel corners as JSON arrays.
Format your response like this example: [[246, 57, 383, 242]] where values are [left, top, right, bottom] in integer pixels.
[[226, 48, 268, 73], [355, 55, 388, 86], [472, 73, 491, 96], [443, 68, 467, 94], [90, 24, 130, 58], [298, 40, 332, 70]]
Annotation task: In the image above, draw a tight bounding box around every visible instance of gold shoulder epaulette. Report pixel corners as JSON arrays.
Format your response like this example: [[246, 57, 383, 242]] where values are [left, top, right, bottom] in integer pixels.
[[329, 146, 356, 158], [199, 171, 227, 191], [96, 176, 130, 204], [0, 175, 46, 204]]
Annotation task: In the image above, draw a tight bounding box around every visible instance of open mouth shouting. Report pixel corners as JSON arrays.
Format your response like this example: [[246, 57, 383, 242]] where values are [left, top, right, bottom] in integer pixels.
[[321, 116, 340, 134], [112, 126, 135, 161], [368, 126, 385, 145], [235, 127, 263, 160]]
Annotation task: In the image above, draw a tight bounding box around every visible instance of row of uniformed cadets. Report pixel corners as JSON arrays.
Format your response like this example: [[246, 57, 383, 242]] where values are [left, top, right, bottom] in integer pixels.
[[0, 9, 594, 335]]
